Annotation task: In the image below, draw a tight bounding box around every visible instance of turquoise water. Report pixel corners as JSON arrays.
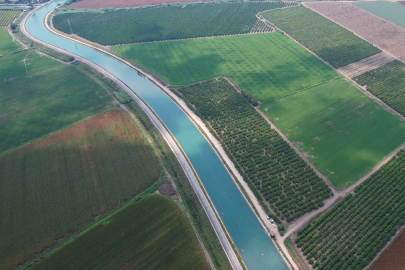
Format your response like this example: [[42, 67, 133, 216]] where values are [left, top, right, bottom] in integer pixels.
[[26, 2, 288, 269]]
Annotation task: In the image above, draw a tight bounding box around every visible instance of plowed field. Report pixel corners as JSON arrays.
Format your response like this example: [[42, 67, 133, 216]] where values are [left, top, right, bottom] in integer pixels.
[[68, 0, 214, 9], [305, 2, 405, 60], [369, 226, 405, 270]]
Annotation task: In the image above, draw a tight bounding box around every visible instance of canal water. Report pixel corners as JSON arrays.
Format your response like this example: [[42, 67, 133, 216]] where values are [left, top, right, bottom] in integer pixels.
[[26, 2, 288, 269]]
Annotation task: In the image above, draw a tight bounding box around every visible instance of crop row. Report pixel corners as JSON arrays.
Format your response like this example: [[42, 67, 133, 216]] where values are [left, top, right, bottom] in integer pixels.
[[262, 5, 380, 68], [295, 149, 405, 270], [175, 78, 332, 224], [354, 60, 405, 117], [53, 2, 296, 45], [249, 19, 273, 33], [0, 10, 20, 27]]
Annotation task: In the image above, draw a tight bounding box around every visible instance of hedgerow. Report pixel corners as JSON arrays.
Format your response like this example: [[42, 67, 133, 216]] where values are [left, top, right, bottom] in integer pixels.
[[262, 5, 381, 68], [175, 78, 332, 224], [354, 60, 405, 117], [53, 2, 296, 45], [296, 149, 405, 270]]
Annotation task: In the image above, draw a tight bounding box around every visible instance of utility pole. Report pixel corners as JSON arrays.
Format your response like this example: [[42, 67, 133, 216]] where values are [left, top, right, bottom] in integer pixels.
[[67, 19, 73, 34]]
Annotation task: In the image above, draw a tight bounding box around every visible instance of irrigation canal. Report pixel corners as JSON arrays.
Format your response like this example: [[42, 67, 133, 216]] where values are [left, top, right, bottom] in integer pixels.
[[25, 1, 289, 269]]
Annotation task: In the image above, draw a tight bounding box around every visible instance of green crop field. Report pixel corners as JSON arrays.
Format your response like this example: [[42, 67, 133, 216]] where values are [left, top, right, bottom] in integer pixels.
[[354, 2, 405, 29], [262, 6, 381, 68], [113, 33, 338, 102], [0, 28, 21, 54], [296, 150, 405, 270], [27, 195, 209, 270], [0, 10, 20, 26], [175, 78, 332, 223], [0, 110, 160, 270], [354, 60, 405, 117], [261, 79, 405, 188], [53, 2, 296, 45], [0, 48, 114, 153]]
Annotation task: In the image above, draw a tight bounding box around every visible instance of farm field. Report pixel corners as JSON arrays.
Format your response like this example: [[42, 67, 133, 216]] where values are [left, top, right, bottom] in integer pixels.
[[68, 0, 215, 9], [53, 2, 296, 45], [0, 10, 20, 26], [0, 109, 160, 270], [113, 33, 338, 102], [261, 78, 405, 188], [0, 48, 114, 153], [337, 52, 395, 78], [295, 149, 405, 270], [305, 2, 405, 60], [262, 5, 381, 68], [175, 78, 333, 223], [0, 28, 22, 55], [369, 226, 405, 270], [354, 60, 405, 117], [353, 1, 405, 29], [27, 195, 209, 270]]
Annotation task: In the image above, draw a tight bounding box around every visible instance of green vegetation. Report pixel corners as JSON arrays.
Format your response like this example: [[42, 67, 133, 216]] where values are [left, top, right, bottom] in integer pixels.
[[261, 79, 405, 188], [0, 28, 21, 54], [175, 78, 332, 223], [113, 90, 132, 104], [0, 48, 114, 153], [53, 2, 296, 45], [0, 110, 160, 270], [296, 149, 405, 270], [113, 33, 338, 102], [354, 60, 405, 117], [0, 10, 20, 26], [27, 195, 209, 270], [353, 2, 405, 28], [262, 6, 381, 68]]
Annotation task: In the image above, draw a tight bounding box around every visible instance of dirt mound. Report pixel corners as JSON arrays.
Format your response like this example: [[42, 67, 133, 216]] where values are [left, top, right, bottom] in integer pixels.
[[68, 0, 215, 9]]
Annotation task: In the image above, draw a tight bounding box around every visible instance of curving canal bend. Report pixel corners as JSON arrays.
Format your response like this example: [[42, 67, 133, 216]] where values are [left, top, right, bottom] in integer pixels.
[[23, 1, 289, 269]]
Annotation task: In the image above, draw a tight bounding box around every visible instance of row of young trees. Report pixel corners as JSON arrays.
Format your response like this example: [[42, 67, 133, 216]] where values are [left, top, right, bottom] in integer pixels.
[[0, 10, 20, 27], [176, 78, 332, 224], [262, 6, 381, 68], [354, 60, 405, 117], [296, 150, 405, 270], [53, 1, 296, 45]]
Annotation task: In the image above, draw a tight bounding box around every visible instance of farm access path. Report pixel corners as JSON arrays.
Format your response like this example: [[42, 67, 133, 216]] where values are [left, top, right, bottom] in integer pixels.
[[43, 4, 300, 270], [21, 4, 243, 270]]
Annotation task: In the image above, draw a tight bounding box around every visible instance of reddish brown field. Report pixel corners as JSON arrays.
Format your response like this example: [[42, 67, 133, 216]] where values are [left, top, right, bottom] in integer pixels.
[[369, 226, 405, 270], [68, 0, 214, 9], [0, 109, 160, 270], [304, 2, 405, 60], [400, 1, 405, 6]]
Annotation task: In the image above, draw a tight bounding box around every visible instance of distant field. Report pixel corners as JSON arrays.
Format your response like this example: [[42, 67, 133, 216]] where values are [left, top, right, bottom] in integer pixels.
[[28, 195, 208, 270], [353, 1, 405, 29], [0, 28, 21, 54], [113, 33, 338, 101], [0, 10, 20, 26], [296, 150, 405, 270], [354, 60, 405, 117], [0, 48, 114, 153], [68, 0, 214, 9], [305, 2, 405, 62], [53, 2, 296, 44], [0, 109, 160, 270], [262, 5, 381, 68], [261, 79, 405, 188]]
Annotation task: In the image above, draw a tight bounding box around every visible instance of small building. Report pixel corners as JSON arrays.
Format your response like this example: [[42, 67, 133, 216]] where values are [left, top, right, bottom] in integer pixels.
[[270, 231, 276, 238], [270, 218, 274, 223]]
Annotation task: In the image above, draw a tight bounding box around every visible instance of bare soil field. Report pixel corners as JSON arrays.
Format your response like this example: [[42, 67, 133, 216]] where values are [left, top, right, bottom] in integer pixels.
[[68, 0, 214, 9], [369, 226, 405, 270], [304, 2, 405, 60]]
